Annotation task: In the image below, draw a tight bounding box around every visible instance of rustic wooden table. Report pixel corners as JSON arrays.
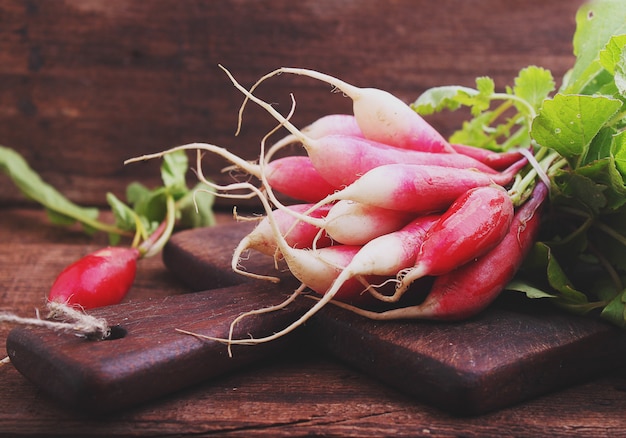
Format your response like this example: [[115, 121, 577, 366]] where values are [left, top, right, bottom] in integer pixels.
[[3, 0, 626, 435], [2, 209, 626, 437]]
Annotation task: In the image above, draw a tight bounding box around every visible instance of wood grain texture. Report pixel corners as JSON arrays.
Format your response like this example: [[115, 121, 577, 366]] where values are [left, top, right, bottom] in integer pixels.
[[0, 0, 584, 209], [2, 209, 626, 436]]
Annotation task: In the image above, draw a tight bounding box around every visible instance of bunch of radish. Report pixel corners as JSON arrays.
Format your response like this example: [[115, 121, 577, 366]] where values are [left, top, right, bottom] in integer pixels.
[[133, 66, 547, 347]]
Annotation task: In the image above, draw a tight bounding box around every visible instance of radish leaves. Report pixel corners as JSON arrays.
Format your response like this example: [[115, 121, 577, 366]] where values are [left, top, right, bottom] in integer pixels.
[[412, 0, 626, 328]]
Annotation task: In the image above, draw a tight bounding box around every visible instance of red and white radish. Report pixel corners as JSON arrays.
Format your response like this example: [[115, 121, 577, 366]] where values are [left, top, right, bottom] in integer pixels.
[[237, 66, 455, 153], [296, 160, 525, 215], [266, 113, 364, 160], [48, 246, 140, 310], [392, 185, 515, 300], [221, 68, 503, 188]]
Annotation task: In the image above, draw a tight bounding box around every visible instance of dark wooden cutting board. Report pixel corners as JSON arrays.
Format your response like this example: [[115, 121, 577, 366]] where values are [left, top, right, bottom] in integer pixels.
[[162, 223, 626, 415], [7, 222, 626, 416]]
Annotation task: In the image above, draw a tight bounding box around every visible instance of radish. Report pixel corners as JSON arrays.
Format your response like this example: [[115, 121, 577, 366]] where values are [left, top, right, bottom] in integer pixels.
[[48, 246, 140, 310], [391, 186, 515, 300], [235, 66, 455, 153], [266, 113, 364, 160], [262, 155, 338, 202], [292, 160, 525, 215], [237, 183, 384, 305], [332, 182, 548, 321], [344, 214, 440, 302], [303, 200, 417, 246]]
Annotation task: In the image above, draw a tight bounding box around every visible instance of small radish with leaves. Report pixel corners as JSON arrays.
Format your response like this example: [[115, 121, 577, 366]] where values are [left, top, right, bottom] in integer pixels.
[[48, 246, 141, 310]]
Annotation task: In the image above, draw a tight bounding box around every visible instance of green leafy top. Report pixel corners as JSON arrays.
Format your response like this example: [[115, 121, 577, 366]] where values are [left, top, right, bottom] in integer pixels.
[[0, 147, 215, 256], [412, 0, 626, 328]]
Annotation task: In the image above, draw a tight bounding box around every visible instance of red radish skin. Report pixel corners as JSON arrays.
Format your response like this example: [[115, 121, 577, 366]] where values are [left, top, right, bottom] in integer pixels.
[[451, 144, 525, 171], [263, 156, 338, 202], [298, 134, 499, 188], [267, 113, 364, 159], [48, 247, 140, 310], [392, 186, 514, 300], [236, 66, 455, 154], [334, 182, 548, 321], [305, 160, 525, 214]]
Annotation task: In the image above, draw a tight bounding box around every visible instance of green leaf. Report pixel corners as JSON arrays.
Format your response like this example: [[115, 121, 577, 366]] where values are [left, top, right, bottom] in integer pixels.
[[599, 34, 626, 75], [126, 181, 152, 206], [524, 242, 590, 309], [551, 169, 607, 215], [564, 0, 626, 93], [531, 94, 622, 167], [161, 150, 188, 195], [583, 126, 615, 163], [615, 49, 626, 96], [0, 145, 100, 230], [613, 130, 626, 176], [106, 192, 139, 232], [177, 183, 216, 229], [576, 157, 626, 211], [600, 289, 626, 328], [411, 85, 477, 115], [506, 279, 557, 299], [513, 66, 555, 112]]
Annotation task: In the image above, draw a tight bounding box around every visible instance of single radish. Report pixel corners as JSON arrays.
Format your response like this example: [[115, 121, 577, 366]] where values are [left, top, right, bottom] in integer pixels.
[[262, 155, 338, 202], [266, 113, 364, 160], [292, 134, 498, 189], [48, 246, 140, 310], [269, 197, 420, 247], [334, 182, 548, 321], [451, 144, 525, 171], [314, 200, 417, 245], [391, 186, 514, 300], [282, 244, 384, 305], [294, 160, 525, 215], [236, 66, 455, 153]]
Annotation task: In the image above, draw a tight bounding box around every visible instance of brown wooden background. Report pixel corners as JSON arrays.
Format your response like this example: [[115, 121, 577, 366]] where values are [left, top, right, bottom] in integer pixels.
[[0, 0, 582, 210]]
